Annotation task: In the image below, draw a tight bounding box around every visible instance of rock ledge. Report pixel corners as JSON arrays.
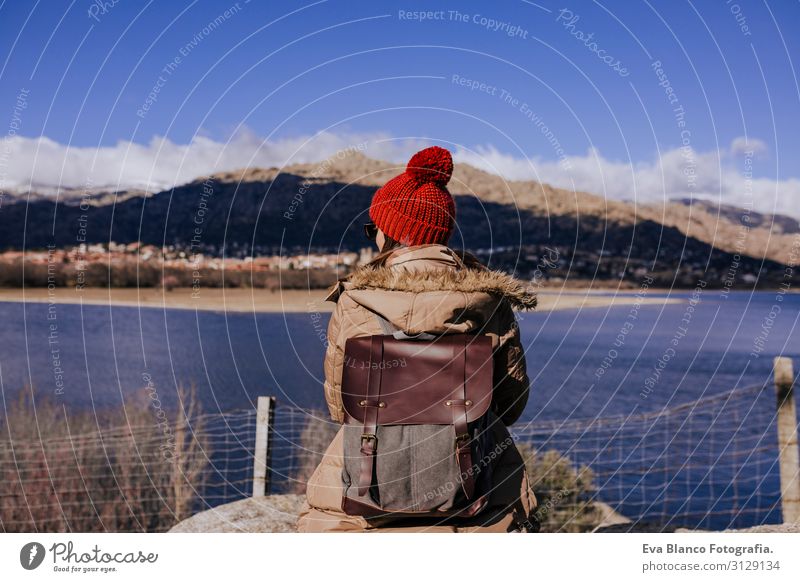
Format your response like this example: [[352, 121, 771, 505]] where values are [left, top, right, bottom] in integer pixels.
[[169, 494, 305, 533]]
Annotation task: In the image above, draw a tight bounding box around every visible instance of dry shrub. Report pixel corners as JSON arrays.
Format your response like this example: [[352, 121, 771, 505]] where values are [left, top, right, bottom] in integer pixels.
[[517, 443, 603, 532], [0, 386, 209, 532]]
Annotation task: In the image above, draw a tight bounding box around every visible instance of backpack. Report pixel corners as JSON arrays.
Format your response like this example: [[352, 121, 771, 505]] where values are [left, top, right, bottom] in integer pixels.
[[339, 314, 498, 523]]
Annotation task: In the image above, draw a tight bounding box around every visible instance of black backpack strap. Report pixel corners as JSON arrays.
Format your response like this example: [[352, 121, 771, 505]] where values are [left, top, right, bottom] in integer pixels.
[[373, 312, 436, 341]]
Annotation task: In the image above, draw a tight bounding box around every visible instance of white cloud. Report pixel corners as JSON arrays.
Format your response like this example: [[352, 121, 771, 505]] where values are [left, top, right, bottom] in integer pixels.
[[455, 140, 799, 220], [0, 129, 408, 194], [1, 131, 797, 220], [730, 136, 767, 156]]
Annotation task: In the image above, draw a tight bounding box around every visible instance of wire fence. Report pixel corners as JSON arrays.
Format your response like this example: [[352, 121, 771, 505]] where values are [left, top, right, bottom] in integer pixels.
[[511, 382, 783, 530], [250, 380, 786, 530], [0, 380, 790, 532]]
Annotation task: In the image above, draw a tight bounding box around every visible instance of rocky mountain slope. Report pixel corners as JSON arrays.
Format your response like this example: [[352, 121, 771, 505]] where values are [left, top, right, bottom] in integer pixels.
[[212, 153, 798, 266], [0, 153, 795, 287]]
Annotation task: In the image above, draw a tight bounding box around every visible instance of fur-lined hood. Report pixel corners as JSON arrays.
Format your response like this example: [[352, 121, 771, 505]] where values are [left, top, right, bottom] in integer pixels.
[[332, 245, 537, 310], [317, 243, 533, 427]]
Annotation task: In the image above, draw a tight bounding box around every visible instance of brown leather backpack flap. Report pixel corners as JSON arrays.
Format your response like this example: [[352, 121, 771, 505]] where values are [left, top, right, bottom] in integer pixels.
[[341, 334, 493, 425]]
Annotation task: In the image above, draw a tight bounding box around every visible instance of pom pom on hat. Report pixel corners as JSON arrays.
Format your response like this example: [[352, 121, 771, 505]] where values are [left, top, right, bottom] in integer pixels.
[[368, 146, 456, 246], [405, 146, 453, 186]]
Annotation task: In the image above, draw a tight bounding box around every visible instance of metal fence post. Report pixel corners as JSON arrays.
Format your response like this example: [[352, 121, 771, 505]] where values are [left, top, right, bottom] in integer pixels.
[[253, 396, 276, 497], [774, 357, 800, 524]]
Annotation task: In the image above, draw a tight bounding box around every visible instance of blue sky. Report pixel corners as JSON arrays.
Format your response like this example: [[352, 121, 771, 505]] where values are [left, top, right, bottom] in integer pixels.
[[1, 0, 798, 214]]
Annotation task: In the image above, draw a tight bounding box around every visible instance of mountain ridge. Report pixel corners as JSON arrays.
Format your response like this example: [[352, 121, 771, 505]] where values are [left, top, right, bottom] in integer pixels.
[[0, 153, 795, 287], [198, 152, 797, 267]]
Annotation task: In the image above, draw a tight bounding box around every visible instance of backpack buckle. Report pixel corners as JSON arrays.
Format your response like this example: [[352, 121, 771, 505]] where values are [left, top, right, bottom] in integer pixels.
[[455, 432, 470, 446], [360, 433, 377, 455]]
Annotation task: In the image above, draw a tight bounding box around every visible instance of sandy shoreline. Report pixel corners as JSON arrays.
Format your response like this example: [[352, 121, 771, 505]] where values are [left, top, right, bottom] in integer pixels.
[[0, 287, 682, 314]]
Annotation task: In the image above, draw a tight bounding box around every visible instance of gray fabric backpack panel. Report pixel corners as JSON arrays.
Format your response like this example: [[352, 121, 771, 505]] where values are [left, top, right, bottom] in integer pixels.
[[342, 413, 496, 514]]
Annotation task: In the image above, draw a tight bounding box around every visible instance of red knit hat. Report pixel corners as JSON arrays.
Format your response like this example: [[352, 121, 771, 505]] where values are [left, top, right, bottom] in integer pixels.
[[369, 146, 455, 246]]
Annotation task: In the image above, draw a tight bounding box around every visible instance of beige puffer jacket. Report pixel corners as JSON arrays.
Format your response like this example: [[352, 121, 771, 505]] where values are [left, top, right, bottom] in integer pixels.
[[296, 245, 538, 532]]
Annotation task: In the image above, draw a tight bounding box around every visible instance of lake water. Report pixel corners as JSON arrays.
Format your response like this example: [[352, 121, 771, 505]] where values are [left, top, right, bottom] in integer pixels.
[[1, 290, 796, 418], [1, 289, 798, 529]]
